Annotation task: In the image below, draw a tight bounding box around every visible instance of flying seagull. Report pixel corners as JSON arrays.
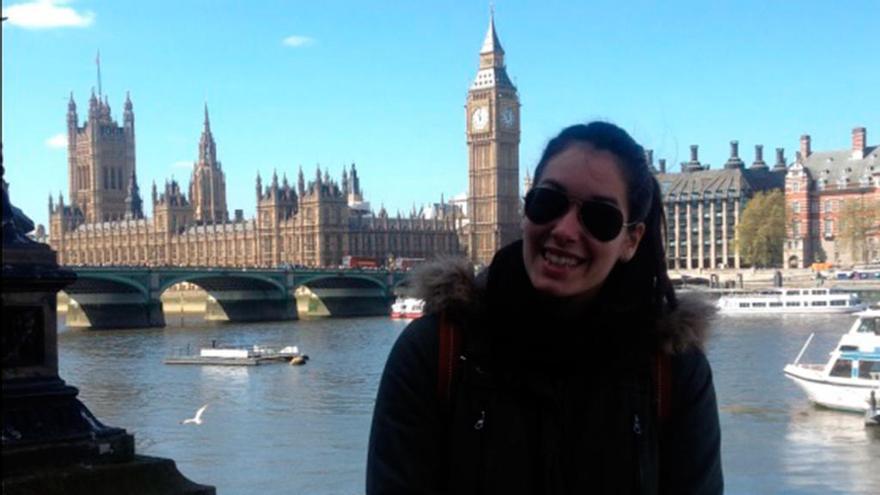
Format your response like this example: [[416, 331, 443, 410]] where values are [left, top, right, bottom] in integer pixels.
[[181, 404, 208, 425]]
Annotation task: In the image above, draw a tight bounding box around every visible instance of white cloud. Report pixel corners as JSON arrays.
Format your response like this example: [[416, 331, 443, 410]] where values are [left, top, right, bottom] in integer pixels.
[[172, 160, 193, 169], [45, 132, 68, 149], [282, 35, 315, 48], [3, 0, 95, 29]]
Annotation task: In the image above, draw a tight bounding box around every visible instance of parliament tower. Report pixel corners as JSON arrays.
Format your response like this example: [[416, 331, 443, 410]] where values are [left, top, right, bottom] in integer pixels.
[[466, 12, 521, 265], [190, 105, 228, 224], [66, 90, 137, 223]]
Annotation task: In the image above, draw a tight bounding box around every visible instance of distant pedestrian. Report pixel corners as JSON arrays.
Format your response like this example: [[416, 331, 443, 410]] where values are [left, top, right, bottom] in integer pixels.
[[367, 122, 723, 494]]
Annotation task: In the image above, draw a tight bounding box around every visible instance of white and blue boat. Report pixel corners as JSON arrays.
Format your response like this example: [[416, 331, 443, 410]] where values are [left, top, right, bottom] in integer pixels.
[[784, 307, 880, 413]]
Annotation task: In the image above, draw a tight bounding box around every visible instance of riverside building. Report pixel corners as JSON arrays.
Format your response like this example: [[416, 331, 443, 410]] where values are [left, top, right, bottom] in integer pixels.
[[465, 13, 521, 266], [49, 15, 522, 268], [49, 94, 461, 267], [784, 127, 880, 267], [654, 142, 787, 270]]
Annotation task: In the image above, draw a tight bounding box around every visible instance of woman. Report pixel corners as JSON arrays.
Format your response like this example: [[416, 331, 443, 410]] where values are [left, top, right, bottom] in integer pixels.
[[367, 122, 723, 494]]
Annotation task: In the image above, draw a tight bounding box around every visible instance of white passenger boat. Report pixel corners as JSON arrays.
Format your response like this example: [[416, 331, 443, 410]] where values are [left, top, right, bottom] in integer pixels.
[[716, 287, 865, 314], [391, 297, 424, 319], [783, 308, 880, 412]]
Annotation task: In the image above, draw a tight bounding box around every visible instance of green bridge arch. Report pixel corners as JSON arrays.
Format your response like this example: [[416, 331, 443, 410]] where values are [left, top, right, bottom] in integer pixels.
[[63, 266, 410, 328]]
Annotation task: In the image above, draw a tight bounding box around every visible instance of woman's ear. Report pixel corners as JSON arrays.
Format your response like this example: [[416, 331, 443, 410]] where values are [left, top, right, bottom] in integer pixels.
[[620, 222, 646, 263]]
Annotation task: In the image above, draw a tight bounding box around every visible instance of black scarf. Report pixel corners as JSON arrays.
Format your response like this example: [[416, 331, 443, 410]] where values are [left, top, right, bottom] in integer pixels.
[[483, 240, 649, 374], [476, 241, 655, 493]]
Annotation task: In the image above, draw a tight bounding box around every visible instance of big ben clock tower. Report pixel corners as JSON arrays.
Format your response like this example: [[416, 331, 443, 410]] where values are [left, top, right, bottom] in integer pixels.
[[466, 12, 520, 265]]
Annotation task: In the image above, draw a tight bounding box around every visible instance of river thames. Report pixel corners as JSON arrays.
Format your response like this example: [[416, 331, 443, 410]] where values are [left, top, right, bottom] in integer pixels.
[[58, 310, 879, 494]]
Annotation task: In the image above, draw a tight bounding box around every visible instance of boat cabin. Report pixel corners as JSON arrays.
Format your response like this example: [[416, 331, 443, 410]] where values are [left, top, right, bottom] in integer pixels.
[[828, 314, 880, 381]]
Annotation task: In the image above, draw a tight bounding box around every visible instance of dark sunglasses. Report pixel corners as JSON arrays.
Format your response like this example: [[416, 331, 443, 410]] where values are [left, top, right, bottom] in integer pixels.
[[524, 186, 636, 242]]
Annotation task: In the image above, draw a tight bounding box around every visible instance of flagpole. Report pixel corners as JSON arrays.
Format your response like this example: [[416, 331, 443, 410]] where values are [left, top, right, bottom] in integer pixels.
[[96, 50, 102, 99]]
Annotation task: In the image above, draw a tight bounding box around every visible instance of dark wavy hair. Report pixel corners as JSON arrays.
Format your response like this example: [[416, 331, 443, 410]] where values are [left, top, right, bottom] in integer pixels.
[[531, 121, 677, 317]]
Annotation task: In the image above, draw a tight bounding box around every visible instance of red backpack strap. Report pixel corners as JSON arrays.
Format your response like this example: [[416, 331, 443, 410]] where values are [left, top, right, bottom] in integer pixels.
[[653, 351, 673, 425], [437, 312, 461, 403]]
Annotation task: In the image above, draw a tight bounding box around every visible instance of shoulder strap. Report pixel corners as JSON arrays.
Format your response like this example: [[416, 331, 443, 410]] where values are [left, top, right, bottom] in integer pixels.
[[653, 351, 673, 424], [437, 312, 462, 403]]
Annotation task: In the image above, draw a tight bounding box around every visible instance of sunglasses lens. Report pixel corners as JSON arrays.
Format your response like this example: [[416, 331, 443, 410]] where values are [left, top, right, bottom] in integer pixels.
[[580, 202, 624, 241], [525, 187, 626, 242], [525, 188, 569, 224]]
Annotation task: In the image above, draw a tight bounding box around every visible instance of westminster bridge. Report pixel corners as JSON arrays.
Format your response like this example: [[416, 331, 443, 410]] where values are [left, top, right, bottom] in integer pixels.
[[61, 266, 410, 329]]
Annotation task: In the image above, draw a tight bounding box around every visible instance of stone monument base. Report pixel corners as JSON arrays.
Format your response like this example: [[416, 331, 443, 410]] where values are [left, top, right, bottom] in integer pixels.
[[1, 455, 214, 495]]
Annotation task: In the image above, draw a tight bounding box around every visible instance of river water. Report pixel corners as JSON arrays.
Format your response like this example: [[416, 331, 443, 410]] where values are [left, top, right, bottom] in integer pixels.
[[57, 311, 880, 494]]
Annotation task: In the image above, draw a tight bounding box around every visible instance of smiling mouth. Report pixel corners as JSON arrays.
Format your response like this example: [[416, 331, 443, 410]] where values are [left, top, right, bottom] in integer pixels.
[[542, 249, 585, 268]]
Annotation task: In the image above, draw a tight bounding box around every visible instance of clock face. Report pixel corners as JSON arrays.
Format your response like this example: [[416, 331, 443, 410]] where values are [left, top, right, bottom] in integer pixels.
[[501, 107, 515, 128], [471, 106, 489, 130]]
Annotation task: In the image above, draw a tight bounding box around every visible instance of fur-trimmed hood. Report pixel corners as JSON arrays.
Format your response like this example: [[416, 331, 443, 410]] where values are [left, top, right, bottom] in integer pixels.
[[411, 256, 715, 356]]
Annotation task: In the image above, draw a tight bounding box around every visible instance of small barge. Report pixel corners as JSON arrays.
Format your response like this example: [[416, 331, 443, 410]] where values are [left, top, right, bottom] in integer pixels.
[[165, 345, 303, 366]]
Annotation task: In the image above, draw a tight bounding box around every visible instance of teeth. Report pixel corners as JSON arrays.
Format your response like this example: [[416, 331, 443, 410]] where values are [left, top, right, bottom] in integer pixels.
[[545, 251, 579, 267]]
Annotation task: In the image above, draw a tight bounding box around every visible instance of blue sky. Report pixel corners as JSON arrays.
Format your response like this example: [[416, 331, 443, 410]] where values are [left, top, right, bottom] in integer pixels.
[[2, 0, 878, 229]]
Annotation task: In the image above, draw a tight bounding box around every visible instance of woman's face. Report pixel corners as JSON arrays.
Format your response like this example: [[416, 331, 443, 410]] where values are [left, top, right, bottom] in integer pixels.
[[522, 143, 645, 300]]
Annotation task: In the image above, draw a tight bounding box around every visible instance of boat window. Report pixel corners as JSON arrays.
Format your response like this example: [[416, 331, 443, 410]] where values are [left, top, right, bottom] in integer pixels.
[[830, 358, 853, 378], [811, 290, 825, 295], [789, 290, 801, 295], [830, 300, 846, 306], [753, 302, 767, 307], [769, 302, 782, 307], [811, 301, 827, 306], [858, 360, 880, 379], [739, 303, 750, 308], [786, 302, 800, 307], [856, 317, 878, 334]]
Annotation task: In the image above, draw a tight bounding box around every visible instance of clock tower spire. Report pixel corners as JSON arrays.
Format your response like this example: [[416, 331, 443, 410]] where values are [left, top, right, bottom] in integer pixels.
[[465, 10, 520, 265]]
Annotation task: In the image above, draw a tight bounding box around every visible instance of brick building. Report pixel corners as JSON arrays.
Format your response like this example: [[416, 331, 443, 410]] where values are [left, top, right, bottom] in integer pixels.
[[784, 127, 879, 267]]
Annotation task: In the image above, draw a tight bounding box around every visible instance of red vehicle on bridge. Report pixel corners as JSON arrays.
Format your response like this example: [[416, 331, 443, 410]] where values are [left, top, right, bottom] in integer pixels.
[[342, 256, 379, 269]]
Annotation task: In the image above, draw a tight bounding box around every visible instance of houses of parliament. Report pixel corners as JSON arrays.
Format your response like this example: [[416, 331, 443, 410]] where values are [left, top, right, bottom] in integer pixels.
[[49, 15, 520, 268]]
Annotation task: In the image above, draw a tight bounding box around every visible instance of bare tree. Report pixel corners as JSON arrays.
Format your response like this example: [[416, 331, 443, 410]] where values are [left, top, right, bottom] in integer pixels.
[[837, 196, 879, 265]]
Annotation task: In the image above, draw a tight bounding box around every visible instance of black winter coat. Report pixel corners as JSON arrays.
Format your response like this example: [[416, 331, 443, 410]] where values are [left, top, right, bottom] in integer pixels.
[[367, 243, 723, 494]]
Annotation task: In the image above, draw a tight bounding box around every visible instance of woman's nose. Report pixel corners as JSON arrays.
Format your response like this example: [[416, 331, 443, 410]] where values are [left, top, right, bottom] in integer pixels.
[[550, 204, 582, 242]]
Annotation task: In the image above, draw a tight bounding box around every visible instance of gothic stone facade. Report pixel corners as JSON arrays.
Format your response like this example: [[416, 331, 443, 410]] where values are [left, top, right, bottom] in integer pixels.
[[784, 127, 880, 268], [66, 91, 136, 223], [48, 16, 523, 268], [465, 14, 521, 266], [49, 98, 461, 268]]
